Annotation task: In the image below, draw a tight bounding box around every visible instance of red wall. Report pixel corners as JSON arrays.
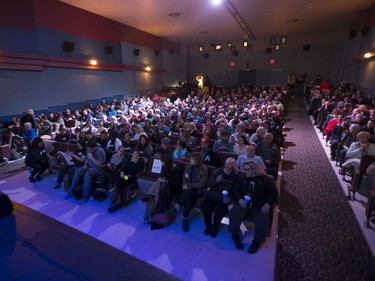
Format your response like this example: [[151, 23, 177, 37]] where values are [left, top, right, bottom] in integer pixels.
[[0, 0, 36, 31]]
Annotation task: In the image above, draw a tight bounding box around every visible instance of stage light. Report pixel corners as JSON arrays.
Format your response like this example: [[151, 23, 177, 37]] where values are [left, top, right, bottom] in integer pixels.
[[227, 42, 232, 48], [215, 44, 223, 52], [243, 41, 248, 47], [198, 45, 203, 52], [90, 59, 97, 65]]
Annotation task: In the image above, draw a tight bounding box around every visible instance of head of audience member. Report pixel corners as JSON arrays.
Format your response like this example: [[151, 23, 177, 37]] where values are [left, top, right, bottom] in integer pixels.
[[87, 139, 98, 153], [263, 133, 274, 146], [224, 157, 237, 174], [238, 135, 249, 146], [176, 140, 187, 152], [349, 124, 361, 136], [130, 148, 140, 161], [357, 131, 371, 145], [190, 152, 204, 166], [256, 126, 267, 138], [236, 123, 246, 134], [200, 137, 210, 150], [139, 134, 149, 146], [124, 131, 133, 142], [161, 137, 171, 148], [242, 161, 268, 178], [246, 144, 257, 158], [220, 131, 230, 142], [24, 122, 32, 130]]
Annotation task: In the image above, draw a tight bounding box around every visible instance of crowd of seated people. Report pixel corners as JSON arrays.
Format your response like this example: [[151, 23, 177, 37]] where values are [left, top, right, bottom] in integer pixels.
[[0, 85, 288, 253], [307, 80, 375, 197]]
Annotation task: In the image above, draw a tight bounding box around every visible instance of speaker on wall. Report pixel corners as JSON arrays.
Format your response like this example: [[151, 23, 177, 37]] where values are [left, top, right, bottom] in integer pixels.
[[203, 53, 209, 58], [62, 41, 75, 52], [265, 48, 272, 54], [133, 49, 140, 56], [349, 30, 357, 38], [154, 49, 160, 56], [104, 46, 113, 54], [361, 27, 370, 37], [0, 191, 13, 218], [303, 44, 311, 51]]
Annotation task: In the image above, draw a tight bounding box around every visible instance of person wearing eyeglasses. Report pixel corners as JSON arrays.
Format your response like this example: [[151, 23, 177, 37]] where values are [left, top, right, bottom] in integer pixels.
[[94, 146, 126, 194], [201, 157, 238, 238], [228, 161, 278, 254]]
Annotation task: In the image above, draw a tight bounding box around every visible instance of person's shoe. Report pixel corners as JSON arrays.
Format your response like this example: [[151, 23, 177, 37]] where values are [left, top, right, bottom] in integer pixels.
[[54, 183, 62, 189], [182, 218, 189, 232], [232, 234, 244, 250], [108, 203, 122, 213], [29, 176, 36, 183], [204, 225, 212, 235], [64, 192, 73, 200], [210, 227, 219, 238], [79, 196, 90, 205], [35, 174, 42, 181], [247, 241, 261, 254]]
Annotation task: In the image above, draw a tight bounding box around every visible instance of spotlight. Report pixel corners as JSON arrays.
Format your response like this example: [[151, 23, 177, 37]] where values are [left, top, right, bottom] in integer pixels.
[[198, 45, 203, 52], [243, 41, 248, 47], [227, 42, 232, 49], [275, 44, 280, 51], [90, 59, 97, 65], [281, 36, 287, 44], [215, 44, 223, 52], [145, 66, 151, 71]]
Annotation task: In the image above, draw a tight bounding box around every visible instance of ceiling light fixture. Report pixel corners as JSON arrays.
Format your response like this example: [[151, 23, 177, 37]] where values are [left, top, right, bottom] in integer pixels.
[[281, 36, 287, 44], [169, 12, 180, 17], [286, 19, 298, 23], [198, 45, 203, 52], [227, 42, 232, 48], [215, 44, 223, 52], [90, 59, 97, 65], [243, 41, 248, 47]]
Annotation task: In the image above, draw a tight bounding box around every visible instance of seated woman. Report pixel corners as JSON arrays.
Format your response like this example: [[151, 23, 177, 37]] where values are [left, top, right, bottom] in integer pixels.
[[171, 152, 209, 232], [25, 137, 50, 183], [143, 154, 175, 222], [172, 140, 191, 161], [233, 135, 249, 156], [228, 161, 278, 254], [342, 131, 375, 173], [137, 134, 153, 162]]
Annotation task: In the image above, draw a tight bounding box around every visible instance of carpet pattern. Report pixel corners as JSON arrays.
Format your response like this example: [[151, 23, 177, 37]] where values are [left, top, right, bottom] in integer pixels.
[[275, 98, 375, 281]]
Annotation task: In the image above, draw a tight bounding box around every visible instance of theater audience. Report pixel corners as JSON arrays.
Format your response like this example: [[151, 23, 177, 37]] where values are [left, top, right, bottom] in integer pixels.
[[25, 137, 50, 183]]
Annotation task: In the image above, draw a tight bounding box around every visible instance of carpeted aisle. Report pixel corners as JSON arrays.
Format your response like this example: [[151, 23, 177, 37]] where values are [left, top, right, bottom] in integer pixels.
[[275, 97, 375, 281]]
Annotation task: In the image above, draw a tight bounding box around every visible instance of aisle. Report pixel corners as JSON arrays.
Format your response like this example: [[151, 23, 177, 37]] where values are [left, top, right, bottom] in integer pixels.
[[275, 97, 375, 281]]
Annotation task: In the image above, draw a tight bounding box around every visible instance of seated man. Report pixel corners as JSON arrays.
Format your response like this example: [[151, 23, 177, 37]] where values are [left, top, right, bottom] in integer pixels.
[[65, 140, 106, 204], [171, 152, 209, 232], [236, 144, 266, 171], [95, 146, 126, 193], [213, 131, 234, 153], [53, 140, 86, 189], [256, 133, 281, 179], [228, 161, 278, 254], [108, 148, 145, 213], [25, 137, 50, 183], [22, 122, 37, 146], [201, 157, 238, 237]]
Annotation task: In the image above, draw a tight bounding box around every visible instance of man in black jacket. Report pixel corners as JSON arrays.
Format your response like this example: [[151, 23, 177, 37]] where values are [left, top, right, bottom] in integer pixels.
[[228, 161, 278, 254]]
